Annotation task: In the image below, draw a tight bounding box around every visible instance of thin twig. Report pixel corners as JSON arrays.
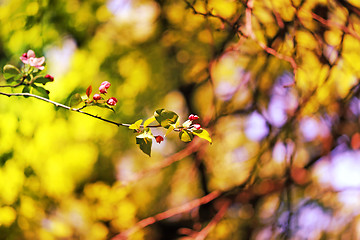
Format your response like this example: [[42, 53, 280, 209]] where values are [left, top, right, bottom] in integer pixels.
[[0, 91, 161, 129], [183, 0, 232, 26], [111, 190, 222, 240], [193, 200, 230, 240], [244, 0, 298, 81], [310, 12, 360, 41]]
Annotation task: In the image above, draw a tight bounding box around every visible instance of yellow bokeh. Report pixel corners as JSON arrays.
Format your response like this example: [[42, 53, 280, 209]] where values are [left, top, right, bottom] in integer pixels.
[[0, 206, 16, 227]]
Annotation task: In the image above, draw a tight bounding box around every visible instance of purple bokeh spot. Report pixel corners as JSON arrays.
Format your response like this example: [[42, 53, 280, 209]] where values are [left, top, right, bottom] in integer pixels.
[[245, 112, 269, 141], [350, 97, 360, 116], [300, 117, 319, 141], [296, 205, 331, 238]]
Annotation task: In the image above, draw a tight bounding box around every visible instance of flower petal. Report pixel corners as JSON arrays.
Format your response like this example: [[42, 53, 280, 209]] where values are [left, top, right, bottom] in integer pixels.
[[27, 50, 35, 58], [20, 57, 28, 64], [36, 65, 45, 70], [36, 56, 45, 65]]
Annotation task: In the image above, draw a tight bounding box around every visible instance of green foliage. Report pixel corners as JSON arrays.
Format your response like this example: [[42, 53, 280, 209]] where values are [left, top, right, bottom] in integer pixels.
[[192, 129, 212, 143], [135, 128, 154, 156], [129, 119, 143, 130], [33, 76, 53, 85], [179, 129, 193, 142], [154, 109, 179, 129], [31, 84, 49, 99], [3, 64, 20, 80], [69, 93, 83, 107], [22, 85, 30, 94], [143, 116, 156, 128]]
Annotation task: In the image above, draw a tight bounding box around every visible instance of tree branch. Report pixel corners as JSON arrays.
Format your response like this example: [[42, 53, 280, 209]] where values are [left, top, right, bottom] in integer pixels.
[[0, 91, 161, 129], [111, 190, 222, 240]]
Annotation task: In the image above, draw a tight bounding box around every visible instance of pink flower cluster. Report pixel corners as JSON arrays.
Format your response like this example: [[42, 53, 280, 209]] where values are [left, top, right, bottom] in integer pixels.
[[188, 114, 201, 130], [20, 50, 45, 70], [92, 81, 118, 106], [99, 81, 111, 94]]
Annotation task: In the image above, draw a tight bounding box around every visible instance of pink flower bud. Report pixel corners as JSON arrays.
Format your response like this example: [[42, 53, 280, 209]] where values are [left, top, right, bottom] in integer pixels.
[[99, 85, 107, 94], [188, 114, 199, 121], [45, 74, 54, 81], [155, 135, 164, 144], [107, 97, 118, 106], [193, 124, 201, 130], [100, 81, 111, 89], [93, 94, 101, 100]]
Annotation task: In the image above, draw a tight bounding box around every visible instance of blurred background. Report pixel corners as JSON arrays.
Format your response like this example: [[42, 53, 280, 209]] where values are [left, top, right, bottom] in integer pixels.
[[1, 0, 360, 239]]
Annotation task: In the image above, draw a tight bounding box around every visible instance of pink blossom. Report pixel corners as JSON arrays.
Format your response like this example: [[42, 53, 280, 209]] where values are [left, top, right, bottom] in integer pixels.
[[192, 124, 201, 130], [188, 114, 199, 121], [155, 135, 164, 144], [20, 50, 35, 63], [93, 94, 101, 100], [107, 97, 118, 106], [20, 50, 45, 70]]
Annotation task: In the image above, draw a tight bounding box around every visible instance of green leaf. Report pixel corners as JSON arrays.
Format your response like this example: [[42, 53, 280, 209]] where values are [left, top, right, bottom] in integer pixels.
[[5, 74, 22, 84], [136, 128, 154, 139], [165, 124, 175, 136], [3, 64, 20, 80], [144, 116, 156, 128], [192, 129, 212, 143], [33, 76, 53, 85], [154, 109, 179, 129], [69, 93, 83, 107], [31, 84, 49, 99], [179, 129, 194, 142], [136, 129, 154, 157], [22, 85, 30, 98], [136, 137, 152, 157], [129, 119, 143, 130]]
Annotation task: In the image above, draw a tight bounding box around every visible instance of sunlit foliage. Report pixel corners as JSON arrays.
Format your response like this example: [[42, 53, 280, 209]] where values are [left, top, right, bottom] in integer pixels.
[[1, 0, 360, 239]]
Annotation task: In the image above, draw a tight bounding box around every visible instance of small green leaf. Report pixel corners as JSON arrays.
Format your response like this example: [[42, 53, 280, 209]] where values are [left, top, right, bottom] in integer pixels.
[[179, 129, 194, 142], [154, 109, 179, 129], [192, 129, 212, 143], [31, 84, 49, 99], [70, 93, 83, 107], [136, 137, 152, 157], [33, 76, 53, 85], [129, 119, 143, 130], [144, 116, 156, 128], [22, 85, 30, 98], [136, 128, 154, 139], [136, 129, 154, 157], [165, 124, 175, 136], [3, 64, 20, 80]]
